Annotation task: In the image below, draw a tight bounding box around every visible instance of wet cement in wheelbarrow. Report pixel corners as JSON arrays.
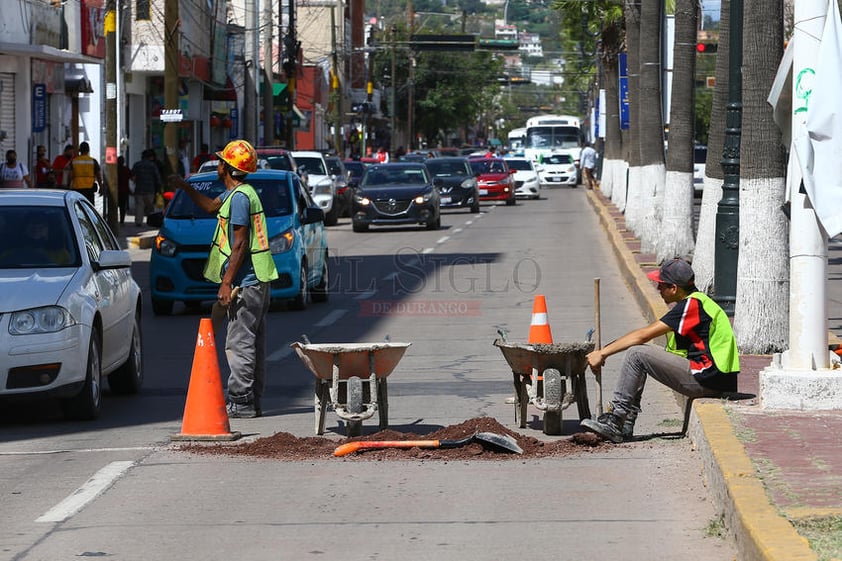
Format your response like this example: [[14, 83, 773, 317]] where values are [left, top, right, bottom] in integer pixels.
[[179, 417, 608, 461]]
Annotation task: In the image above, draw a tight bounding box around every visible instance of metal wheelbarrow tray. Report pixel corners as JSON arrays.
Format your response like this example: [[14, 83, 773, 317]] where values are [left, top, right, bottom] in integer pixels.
[[494, 339, 594, 435], [291, 342, 411, 436]]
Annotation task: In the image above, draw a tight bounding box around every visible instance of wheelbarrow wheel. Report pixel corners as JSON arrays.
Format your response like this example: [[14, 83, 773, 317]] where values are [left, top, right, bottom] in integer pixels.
[[543, 368, 564, 436], [346, 376, 364, 437], [377, 378, 389, 429]]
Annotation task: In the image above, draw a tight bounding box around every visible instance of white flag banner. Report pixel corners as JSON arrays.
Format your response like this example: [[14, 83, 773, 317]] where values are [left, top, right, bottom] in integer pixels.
[[799, 0, 842, 238]]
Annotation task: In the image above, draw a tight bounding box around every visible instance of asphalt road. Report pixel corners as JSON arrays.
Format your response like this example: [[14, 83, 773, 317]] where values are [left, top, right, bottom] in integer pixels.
[[0, 187, 736, 561]]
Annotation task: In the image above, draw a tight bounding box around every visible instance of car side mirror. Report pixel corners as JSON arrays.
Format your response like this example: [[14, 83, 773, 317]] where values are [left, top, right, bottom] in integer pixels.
[[146, 211, 163, 228], [302, 205, 325, 224]]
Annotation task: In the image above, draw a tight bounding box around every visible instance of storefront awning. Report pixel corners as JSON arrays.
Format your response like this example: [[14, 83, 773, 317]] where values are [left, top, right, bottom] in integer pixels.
[[273, 83, 287, 96], [0, 43, 102, 65], [204, 76, 237, 101]]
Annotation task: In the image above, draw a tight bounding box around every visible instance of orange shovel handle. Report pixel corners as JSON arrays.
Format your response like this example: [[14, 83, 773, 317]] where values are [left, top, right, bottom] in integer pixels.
[[333, 440, 440, 457]]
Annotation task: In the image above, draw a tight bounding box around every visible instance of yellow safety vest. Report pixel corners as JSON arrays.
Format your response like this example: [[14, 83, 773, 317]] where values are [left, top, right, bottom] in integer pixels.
[[71, 155, 96, 190]]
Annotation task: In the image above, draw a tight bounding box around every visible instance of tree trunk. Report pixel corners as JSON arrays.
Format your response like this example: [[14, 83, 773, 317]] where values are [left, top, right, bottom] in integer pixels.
[[623, 0, 643, 228], [693, 0, 731, 292], [600, 21, 624, 201], [733, 0, 788, 353], [657, 0, 697, 262], [636, 0, 667, 253]]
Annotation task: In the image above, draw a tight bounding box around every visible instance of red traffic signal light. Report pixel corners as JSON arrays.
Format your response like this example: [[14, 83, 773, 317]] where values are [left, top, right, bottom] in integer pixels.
[[696, 42, 718, 53]]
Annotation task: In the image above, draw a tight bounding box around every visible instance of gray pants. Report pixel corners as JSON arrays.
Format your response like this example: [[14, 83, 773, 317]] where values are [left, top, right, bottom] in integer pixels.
[[225, 282, 271, 405], [611, 345, 724, 420], [134, 193, 155, 225]]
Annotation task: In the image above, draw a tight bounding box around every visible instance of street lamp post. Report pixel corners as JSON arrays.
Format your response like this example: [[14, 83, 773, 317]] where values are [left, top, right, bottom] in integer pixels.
[[713, 0, 742, 316]]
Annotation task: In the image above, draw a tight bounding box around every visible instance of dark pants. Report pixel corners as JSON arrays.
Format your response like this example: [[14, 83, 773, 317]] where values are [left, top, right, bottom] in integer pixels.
[[74, 187, 96, 204]]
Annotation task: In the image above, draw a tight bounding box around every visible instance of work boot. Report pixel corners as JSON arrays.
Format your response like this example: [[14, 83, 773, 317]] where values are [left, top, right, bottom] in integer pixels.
[[226, 401, 260, 419], [580, 412, 624, 443], [622, 416, 636, 441]]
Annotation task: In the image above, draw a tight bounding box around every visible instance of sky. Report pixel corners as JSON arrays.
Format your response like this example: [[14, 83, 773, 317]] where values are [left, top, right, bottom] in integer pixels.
[[701, 0, 722, 21]]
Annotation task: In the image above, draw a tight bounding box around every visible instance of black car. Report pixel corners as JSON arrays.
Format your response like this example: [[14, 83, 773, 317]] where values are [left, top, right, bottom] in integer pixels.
[[352, 163, 441, 232], [325, 155, 353, 218], [424, 157, 480, 213]]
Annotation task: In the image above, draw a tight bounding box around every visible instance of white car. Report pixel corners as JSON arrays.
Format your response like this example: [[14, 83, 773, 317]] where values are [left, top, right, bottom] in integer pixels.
[[506, 157, 542, 199], [694, 145, 707, 195], [0, 190, 143, 420], [291, 150, 339, 226], [537, 152, 578, 187], [195, 157, 270, 175]]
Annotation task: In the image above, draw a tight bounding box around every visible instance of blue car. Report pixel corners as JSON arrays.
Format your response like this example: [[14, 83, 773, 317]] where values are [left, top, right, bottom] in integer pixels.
[[150, 170, 329, 315]]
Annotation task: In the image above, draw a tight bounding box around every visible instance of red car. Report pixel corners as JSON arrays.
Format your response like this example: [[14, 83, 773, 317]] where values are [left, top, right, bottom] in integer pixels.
[[468, 156, 516, 206]]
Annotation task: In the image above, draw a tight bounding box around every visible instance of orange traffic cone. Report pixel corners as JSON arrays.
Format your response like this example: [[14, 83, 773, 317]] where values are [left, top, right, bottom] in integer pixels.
[[171, 318, 241, 441], [528, 295, 553, 344]]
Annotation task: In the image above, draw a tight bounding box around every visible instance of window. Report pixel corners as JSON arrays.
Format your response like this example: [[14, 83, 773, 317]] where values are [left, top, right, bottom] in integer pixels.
[[136, 0, 150, 20]]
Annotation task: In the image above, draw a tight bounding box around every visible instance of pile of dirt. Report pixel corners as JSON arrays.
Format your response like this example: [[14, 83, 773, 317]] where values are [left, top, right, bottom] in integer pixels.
[[179, 416, 606, 461]]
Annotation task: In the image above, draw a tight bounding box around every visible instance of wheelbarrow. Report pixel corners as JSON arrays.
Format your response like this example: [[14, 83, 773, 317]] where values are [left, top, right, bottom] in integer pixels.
[[494, 339, 594, 435], [291, 340, 411, 436]]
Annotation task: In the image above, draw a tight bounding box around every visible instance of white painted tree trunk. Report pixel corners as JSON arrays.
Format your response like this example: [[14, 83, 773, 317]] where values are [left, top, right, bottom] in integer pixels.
[[691, 175, 723, 293], [637, 162, 666, 254], [657, 169, 696, 262], [609, 159, 629, 212], [734, 177, 789, 353], [624, 164, 643, 233]]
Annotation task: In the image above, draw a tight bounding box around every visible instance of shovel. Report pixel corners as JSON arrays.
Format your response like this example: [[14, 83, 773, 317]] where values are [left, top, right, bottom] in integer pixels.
[[333, 431, 523, 457], [211, 286, 240, 331]]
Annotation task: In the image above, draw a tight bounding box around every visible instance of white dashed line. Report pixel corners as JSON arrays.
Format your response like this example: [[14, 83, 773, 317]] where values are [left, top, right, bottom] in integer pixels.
[[453, 228, 463, 234], [36, 461, 134, 523], [315, 308, 347, 328], [436, 236, 450, 244], [422, 247, 434, 254], [354, 290, 377, 300]]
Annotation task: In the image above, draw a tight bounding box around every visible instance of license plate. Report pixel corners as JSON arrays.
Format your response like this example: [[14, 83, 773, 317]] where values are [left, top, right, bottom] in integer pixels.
[[440, 196, 451, 204], [479, 189, 488, 195]]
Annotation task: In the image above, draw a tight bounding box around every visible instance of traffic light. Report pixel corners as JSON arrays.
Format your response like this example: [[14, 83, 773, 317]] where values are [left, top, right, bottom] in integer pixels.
[[696, 42, 718, 54]]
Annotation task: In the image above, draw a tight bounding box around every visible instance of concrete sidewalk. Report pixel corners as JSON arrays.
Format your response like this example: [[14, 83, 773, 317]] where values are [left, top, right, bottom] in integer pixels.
[[586, 188, 842, 561]]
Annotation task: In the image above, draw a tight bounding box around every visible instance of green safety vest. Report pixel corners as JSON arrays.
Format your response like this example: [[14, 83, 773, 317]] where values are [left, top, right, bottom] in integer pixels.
[[665, 291, 740, 374], [203, 184, 279, 284]]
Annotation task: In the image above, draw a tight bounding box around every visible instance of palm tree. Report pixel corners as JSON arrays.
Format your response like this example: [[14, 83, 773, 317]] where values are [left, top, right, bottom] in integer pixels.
[[693, 0, 731, 292], [733, 0, 788, 353], [634, 0, 667, 252], [656, 0, 697, 262]]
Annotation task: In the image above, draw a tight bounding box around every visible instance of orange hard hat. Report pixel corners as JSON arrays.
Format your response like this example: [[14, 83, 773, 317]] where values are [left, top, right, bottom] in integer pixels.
[[215, 140, 258, 174]]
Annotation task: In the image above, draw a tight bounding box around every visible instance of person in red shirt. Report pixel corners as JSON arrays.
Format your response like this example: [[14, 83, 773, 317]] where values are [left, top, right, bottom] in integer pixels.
[[376, 146, 389, 163], [51, 145, 75, 189], [34, 145, 54, 188]]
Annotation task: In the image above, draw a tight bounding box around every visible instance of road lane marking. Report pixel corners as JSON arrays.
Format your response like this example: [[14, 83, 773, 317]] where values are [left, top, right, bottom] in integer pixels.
[[36, 461, 134, 523], [354, 290, 377, 300], [268, 344, 295, 362], [453, 228, 463, 234], [436, 236, 450, 244], [315, 308, 347, 327], [422, 247, 434, 254]]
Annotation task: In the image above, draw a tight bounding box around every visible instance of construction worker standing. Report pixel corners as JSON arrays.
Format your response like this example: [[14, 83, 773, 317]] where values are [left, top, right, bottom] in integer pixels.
[[168, 139, 279, 419], [67, 141, 102, 204]]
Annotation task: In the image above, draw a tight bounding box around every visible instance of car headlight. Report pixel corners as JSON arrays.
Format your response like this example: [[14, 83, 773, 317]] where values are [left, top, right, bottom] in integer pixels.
[[354, 193, 371, 206], [270, 228, 295, 254], [414, 191, 433, 204], [156, 235, 178, 257], [460, 178, 477, 190], [9, 306, 76, 335], [312, 179, 333, 196]]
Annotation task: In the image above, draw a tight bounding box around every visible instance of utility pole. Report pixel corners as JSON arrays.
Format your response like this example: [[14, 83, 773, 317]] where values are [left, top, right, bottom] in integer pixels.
[[407, 0, 415, 150], [104, 0, 118, 231], [331, 6, 342, 155], [390, 24, 396, 157], [262, 0, 274, 146], [283, 0, 297, 148], [244, 0, 259, 141], [164, 0, 179, 177]]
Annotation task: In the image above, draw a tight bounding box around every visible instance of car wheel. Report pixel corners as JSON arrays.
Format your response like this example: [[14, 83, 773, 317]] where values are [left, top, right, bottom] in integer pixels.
[[470, 199, 480, 213], [352, 221, 369, 233], [311, 250, 329, 303], [108, 311, 143, 394], [289, 261, 309, 311], [152, 297, 173, 316], [325, 203, 339, 226], [506, 196, 516, 206], [61, 331, 103, 420], [426, 215, 441, 230]]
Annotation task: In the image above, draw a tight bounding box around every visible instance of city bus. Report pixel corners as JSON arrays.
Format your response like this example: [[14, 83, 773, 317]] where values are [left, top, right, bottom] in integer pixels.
[[507, 127, 526, 154], [522, 114, 584, 164]]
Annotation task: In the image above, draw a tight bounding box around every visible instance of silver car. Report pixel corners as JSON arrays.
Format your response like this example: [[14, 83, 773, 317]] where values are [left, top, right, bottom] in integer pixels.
[[0, 190, 143, 420]]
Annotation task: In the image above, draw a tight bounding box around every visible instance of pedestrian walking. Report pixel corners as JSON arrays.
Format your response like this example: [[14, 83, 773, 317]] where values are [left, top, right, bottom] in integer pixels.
[[131, 149, 162, 226], [51, 145, 75, 189], [168, 139, 279, 418], [34, 145, 54, 188], [1, 149, 32, 188], [579, 142, 598, 189], [581, 259, 740, 443], [67, 141, 102, 203], [116, 155, 133, 224]]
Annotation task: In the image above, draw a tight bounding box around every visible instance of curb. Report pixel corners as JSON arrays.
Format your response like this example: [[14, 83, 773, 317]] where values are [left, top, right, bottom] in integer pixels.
[[584, 189, 818, 561], [125, 233, 156, 250]]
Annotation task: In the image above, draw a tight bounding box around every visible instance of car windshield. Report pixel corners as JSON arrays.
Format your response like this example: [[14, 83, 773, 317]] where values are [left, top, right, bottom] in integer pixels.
[[544, 154, 574, 165], [344, 161, 365, 177], [265, 155, 294, 171], [469, 159, 507, 174], [506, 159, 532, 171], [0, 206, 81, 268], [425, 160, 469, 177], [168, 177, 293, 219], [295, 157, 327, 176], [363, 166, 429, 187], [694, 146, 707, 164], [325, 159, 343, 175]]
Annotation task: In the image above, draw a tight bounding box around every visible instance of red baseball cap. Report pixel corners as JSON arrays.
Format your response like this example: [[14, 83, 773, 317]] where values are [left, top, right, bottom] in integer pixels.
[[646, 259, 696, 289]]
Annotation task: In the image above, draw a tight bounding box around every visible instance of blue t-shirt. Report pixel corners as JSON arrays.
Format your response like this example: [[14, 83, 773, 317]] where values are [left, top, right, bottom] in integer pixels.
[[219, 189, 258, 287]]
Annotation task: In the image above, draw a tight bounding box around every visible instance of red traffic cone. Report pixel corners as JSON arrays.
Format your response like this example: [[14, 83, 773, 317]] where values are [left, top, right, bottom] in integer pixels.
[[528, 295, 553, 344], [171, 318, 241, 441]]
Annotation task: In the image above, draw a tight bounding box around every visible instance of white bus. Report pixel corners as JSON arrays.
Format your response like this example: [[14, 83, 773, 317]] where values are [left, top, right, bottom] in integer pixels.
[[522, 114, 584, 164], [507, 127, 526, 153]]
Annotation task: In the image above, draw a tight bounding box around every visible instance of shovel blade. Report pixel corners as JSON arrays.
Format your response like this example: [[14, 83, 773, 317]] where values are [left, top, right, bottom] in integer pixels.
[[475, 432, 523, 454]]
